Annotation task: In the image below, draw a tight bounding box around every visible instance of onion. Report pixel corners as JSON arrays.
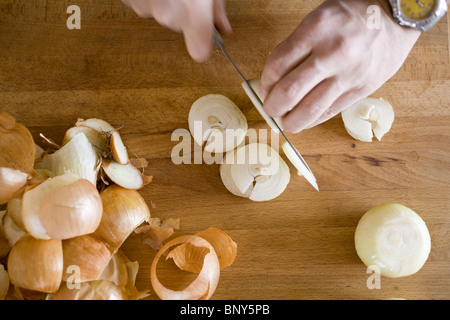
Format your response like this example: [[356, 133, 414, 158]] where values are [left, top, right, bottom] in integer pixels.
[[220, 143, 290, 201], [354, 203, 431, 278], [22, 173, 103, 240], [75, 118, 130, 165], [7, 234, 63, 293], [102, 160, 152, 190], [151, 235, 220, 300], [341, 98, 395, 142], [188, 94, 248, 153]]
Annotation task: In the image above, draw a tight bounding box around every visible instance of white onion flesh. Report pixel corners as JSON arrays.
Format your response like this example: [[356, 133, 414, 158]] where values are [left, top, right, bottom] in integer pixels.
[[220, 143, 290, 202], [342, 98, 395, 142], [354, 203, 431, 278], [188, 94, 248, 153]]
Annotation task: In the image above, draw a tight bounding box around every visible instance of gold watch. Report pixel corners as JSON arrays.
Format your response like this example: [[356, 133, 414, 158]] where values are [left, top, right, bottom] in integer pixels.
[[387, 0, 448, 31]]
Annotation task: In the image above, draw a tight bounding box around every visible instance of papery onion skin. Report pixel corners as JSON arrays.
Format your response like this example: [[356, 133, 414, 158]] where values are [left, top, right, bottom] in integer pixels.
[[0, 167, 29, 205], [62, 235, 112, 283], [151, 235, 220, 300], [7, 234, 63, 293], [95, 185, 150, 251], [0, 113, 36, 174], [0, 264, 9, 300], [38, 179, 103, 240]]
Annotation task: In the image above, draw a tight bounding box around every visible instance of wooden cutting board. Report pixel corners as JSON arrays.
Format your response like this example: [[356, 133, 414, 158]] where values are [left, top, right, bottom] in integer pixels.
[[0, 0, 449, 300]]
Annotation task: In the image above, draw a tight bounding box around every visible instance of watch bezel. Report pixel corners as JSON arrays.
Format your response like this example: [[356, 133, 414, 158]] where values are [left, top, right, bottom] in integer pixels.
[[389, 0, 448, 31]]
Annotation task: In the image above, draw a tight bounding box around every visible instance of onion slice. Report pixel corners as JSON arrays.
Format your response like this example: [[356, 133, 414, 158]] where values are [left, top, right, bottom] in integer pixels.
[[188, 94, 248, 153], [220, 143, 290, 201], [102, 160, 152, 190], [341, 98, 395, 142], [151, 235, 220, 300]]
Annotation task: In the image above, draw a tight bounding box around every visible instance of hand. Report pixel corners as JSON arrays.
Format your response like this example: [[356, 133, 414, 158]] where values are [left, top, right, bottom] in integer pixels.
[[260, 0, 420, 133], [122, 0, 232, 62]]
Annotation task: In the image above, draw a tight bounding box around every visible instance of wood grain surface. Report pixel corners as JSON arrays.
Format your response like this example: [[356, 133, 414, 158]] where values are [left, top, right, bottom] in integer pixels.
[[0, 0, 449, 300]]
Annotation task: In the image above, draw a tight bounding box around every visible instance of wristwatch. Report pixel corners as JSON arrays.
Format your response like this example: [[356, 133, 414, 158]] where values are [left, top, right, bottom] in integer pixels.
[[387, 0, 448, 31]]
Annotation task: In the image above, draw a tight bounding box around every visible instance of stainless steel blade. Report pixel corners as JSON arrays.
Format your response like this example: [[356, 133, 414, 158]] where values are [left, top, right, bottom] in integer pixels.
[[213, 28, 319, 191]]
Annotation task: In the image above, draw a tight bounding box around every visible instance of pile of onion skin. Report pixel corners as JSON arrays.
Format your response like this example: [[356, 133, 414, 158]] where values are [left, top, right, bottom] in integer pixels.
[[0, 113, 237, 300]]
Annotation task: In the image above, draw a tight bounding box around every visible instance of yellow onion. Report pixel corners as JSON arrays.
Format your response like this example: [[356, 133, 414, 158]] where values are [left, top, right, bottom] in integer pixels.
[[22, 173, 103, 240], [62, 235, 112, 283], [95, 185, 150, 251], [7, 234, 63, 293], [151, 235, 220, 300]]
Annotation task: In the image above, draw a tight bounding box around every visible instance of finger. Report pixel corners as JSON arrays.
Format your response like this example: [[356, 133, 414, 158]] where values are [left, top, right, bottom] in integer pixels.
[[214, 0, 232, 34], [182, 1, 215, 62], [260, 25, 314, 98], [262, 54, 332, 118], [303, 88, 371, 130], [279, 77, 347, 133]]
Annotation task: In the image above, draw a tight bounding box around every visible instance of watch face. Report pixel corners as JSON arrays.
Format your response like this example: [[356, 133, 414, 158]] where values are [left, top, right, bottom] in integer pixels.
[[400, 0, 436, 20]]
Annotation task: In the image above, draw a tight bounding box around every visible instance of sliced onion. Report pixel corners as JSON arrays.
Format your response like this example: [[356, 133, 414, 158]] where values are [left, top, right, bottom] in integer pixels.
[[188, 94, 248, 153], [220, 143, 290, 201], [151, 235, 220, 300], [342, 98, 395, 142], [102, 160, 152, 190]]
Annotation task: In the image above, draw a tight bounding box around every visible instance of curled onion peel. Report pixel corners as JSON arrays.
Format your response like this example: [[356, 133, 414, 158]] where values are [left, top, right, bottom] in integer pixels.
[[169, 227, 237, 272], [188, 94, 248, 153], [151, 235, 220, 300], [0, 264, 9, 300], [355, 203, 431, 278], [341, 98, 395, 142]]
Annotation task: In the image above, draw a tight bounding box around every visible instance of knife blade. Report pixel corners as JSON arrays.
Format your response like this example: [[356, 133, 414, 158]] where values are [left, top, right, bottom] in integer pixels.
[[213, 27, 319, 191]]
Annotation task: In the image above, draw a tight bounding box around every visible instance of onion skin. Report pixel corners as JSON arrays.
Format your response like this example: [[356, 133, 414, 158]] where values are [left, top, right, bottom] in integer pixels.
[[151, 235, 220, 300], [0, 167, 28, 205], [38, 179, 103, 240], [62, 235, 112, 283], [7, 234, 63, 293], [0, 113, 35, 174], [95, 185, 150, 251]]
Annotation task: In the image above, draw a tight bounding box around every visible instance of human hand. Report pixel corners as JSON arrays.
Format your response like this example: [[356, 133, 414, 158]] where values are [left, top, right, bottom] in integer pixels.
[[260, 0, 421, 133], [122, 0, 232, 62]]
